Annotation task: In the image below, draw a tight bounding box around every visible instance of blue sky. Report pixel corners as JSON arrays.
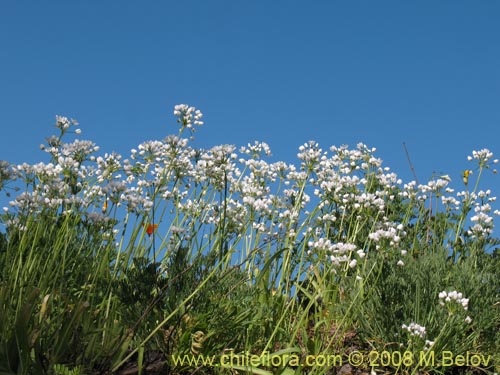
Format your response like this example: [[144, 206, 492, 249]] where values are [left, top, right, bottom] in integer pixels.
[[1, 1, 499, 191]]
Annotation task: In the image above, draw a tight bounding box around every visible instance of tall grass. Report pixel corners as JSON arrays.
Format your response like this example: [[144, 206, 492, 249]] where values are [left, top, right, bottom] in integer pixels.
[[0, 107, 498, 374]]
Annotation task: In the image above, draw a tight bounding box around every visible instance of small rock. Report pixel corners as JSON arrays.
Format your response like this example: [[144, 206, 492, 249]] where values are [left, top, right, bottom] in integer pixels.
[[338, 364, 353, 375]]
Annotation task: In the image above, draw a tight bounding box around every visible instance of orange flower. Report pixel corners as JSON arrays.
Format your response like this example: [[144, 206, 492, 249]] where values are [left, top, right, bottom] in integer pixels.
[[144, 223, 159, 237]]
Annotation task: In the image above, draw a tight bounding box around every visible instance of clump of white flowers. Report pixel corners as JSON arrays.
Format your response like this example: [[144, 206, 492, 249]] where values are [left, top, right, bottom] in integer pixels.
[[402, 322, 427, 339], [55, 115, 79, 131], [173, 104, 203, 138], [469, 206, 494, 237], [438, 290, 469, 310], [2, 105, 499, 294], [467, 148, 495, 166], [368, 222, 406, 248], [240, 141, 272, 158], [307, 239, 365, 269]]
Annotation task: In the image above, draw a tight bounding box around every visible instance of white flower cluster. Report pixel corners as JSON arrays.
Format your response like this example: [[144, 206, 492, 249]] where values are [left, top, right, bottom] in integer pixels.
[[461, 189, 499, 238], [469, 202, 494, 237], [96, 152, 122, 182], [307, 239, 365, 268], [297, 141, 323, 171], [55, 115, 78, 131], [467, 148, 496, 165], [368, 222, 406, 246], [402, 322, 426, 339], [174, 104, 203, 131], [438, 290, 469, 310], [3, 105, 500, 284], [240, 141, 272, 158], [418, 177, 450, 194], [60, 140, 99, 160], [441, 194, 461, 211], [196, 144, 238, 188]]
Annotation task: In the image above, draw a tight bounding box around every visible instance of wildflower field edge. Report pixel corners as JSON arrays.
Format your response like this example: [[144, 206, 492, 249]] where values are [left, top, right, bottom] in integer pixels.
[[0, 105, 498, 374]]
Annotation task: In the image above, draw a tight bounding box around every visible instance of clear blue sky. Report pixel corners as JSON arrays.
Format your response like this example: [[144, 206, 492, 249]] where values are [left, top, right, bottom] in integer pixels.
[[1, 1, 499, 190]]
